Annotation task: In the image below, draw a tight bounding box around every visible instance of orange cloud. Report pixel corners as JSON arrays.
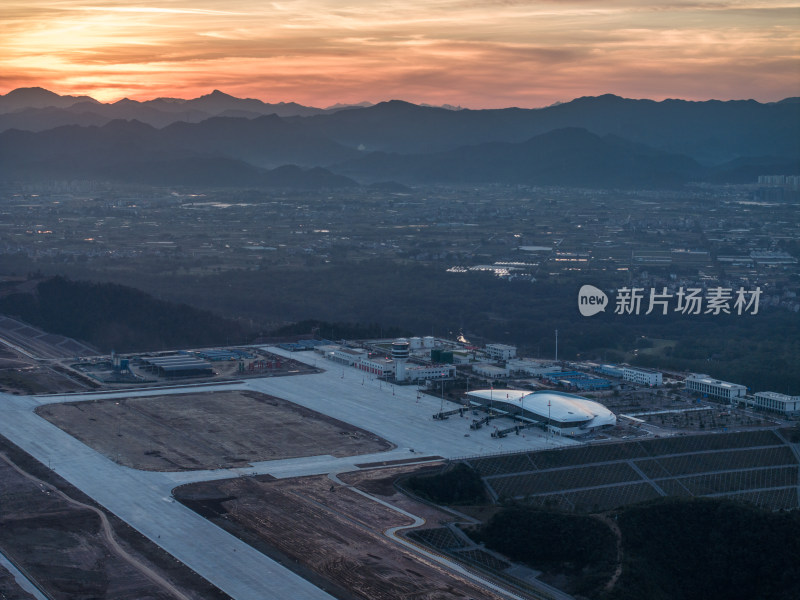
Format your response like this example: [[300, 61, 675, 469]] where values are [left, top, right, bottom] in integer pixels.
[[0, 1, 797, 106]]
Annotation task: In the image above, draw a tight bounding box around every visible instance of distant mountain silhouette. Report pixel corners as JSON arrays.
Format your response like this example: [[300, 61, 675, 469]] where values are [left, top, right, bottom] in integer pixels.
[[2, 89, 797, 166], [0, 87, 99, 112], [292, 95, 799, 164], [0, 88, 329, 131], [336, 128, 705, 187], [1, 88, 797, 187], [709, 155, 800, 183], [0, 119, 356, 188], [160, 114, 358, 167], [100, 158, 356, 188]]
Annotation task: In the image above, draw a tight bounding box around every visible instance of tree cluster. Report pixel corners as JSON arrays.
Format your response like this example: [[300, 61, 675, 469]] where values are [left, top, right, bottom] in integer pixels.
[[269, 319, 408, 341], [468, 498, 800, 600], [610, 498, 800, 600], [406, 463, 487, 505], [0, 276, 250, 353], [472, 505, 615, 595]]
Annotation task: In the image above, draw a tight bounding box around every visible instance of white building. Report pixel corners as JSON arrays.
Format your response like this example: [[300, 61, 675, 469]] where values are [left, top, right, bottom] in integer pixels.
[[451, 352, 473, 365], [465, 389, 616, 436], [506, 358, 561, 377], [356, 356, 395, 377], [472, 363, 510, 379], [330, 347, 368, 365], [314, 344, 340, 356], [750, 392, 800, 417], [404, 364, 456, 382], [622, 366, 662, 387], [596, 364, 625, 378], [485, 344, 517, 361], [685, 374, 747, 402]]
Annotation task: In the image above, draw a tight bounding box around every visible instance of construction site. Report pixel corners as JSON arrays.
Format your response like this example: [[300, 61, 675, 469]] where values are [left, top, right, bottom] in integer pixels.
[[174, 465, 513, 600], [35, 390, 393, 471], [0, 317, 799, 600], [0, 434, 229, 600]]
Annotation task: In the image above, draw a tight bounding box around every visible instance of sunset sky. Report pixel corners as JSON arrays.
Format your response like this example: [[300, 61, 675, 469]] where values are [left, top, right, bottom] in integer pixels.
[[1, 1, 798, 108]]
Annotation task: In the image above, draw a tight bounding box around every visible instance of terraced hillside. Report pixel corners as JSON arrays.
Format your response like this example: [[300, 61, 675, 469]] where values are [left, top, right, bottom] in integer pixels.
[[461, 430, 800, 512]]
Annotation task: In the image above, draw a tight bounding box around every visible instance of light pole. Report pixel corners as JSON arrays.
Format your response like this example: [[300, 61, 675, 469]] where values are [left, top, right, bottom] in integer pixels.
[[555, 330, 558, 363]]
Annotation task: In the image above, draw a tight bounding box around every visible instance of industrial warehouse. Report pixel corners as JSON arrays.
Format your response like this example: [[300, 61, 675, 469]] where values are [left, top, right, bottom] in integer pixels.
[[139, 354, 213, 378], [465, 389, 617, 436]]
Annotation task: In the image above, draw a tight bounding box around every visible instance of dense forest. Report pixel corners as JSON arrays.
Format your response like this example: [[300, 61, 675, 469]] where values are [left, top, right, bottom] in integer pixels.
[[471, 505, 616, 597], [405, 463, 487, 505], [0, 276, 249, 352], [0, 260, 797, 393], [470, 499, 800, 600], [607, 498, 800, 600], [71, 259, 799, 394], [268, 319, 409, 341]]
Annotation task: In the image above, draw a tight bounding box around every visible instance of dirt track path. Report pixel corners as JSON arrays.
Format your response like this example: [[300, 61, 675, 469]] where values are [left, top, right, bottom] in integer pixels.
[[593, 512, 623, 592], [0, 451, 192, 600]]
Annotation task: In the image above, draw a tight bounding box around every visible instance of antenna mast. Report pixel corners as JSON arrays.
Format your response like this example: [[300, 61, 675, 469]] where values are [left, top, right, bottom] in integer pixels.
[[555, 329, 558, 362]]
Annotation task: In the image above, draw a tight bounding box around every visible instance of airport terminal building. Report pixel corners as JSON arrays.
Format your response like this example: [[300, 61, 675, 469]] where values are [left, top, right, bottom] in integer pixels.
[[465, 389, 616, 436]]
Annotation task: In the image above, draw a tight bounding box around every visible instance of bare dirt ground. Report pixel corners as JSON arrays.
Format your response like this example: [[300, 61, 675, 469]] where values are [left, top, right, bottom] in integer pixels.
[[36, 390, 393, 471], [0, 435, 228, 600], [337, 465, 462, 529], [0, 345, 89, 395], [175, 464, 509, 600]]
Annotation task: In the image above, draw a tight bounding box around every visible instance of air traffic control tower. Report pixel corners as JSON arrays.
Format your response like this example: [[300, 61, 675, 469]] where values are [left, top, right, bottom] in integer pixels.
[[391, 338, 410, 382]]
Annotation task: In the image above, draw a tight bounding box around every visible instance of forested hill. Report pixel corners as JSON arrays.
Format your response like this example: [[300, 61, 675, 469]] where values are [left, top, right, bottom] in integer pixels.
[[0, 276, 250, 352], [474, 498, 800, 600]]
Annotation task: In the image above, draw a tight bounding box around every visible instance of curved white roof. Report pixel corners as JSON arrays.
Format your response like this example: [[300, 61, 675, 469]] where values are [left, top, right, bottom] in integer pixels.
[[466, 389, 616, 429]]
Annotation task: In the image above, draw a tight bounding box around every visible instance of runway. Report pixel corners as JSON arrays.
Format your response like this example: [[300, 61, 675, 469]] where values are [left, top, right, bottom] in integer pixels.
[[0, 347, 574, 599]]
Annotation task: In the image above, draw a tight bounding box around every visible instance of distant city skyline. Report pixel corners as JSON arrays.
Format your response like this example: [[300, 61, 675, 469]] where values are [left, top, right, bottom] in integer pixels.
[[2, 1, 799, 108]]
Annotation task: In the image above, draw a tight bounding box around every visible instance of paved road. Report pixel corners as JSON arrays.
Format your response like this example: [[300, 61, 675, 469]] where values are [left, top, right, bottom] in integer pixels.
[[0, 549, 48, 600], [0, 392, 336, 600], [0, 347, 575, 599]]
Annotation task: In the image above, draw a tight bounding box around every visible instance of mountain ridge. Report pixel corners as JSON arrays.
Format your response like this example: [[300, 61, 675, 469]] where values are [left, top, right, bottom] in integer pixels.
[[1, 88, 797, 188], [1, 87, 796, 164]]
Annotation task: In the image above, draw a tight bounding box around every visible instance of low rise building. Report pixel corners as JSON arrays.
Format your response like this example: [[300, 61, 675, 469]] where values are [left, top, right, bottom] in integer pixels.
[[485, 343, 517, 361], [507, 358, 561, 377], [596, 364, 625, 378], [472, 363, 510, 379], [622, 366, 662, 387], [330, 347, 368, 365], [685, 374, 747, 402], [356, 356, 395, 377], [750, 392, 800, 417], [405, 364, 456, 382]]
